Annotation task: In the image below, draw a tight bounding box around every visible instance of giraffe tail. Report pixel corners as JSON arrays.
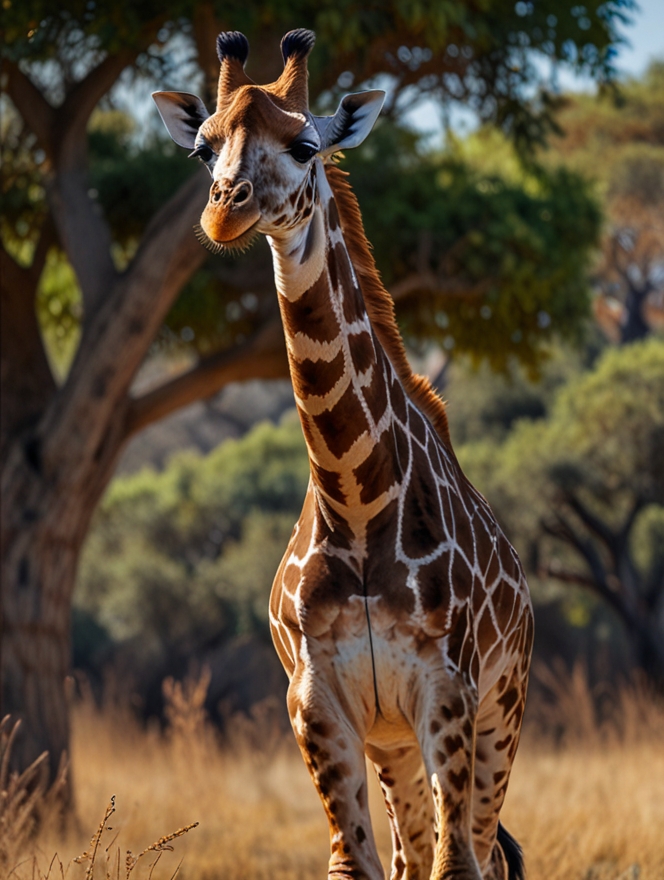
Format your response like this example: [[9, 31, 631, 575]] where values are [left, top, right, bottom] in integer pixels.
[[497, 822, 525, 880]]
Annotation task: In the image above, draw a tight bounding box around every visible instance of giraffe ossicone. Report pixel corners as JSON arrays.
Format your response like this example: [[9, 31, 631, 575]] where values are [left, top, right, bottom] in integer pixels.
[[154, 28, 533, 880]]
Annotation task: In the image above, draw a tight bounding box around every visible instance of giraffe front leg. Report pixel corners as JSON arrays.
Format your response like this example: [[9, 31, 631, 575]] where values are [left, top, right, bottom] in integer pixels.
[[419, 682, 482, 880], [288, 674, 384, 880], [365, 741, 435, 880]]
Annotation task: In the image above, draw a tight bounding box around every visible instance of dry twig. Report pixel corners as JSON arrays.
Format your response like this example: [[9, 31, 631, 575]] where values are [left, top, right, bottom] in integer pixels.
[[125, 823, 199, 879]]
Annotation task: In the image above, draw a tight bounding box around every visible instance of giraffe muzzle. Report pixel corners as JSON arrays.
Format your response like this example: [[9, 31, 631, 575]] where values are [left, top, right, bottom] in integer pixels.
[[201, 178, 260, 244]]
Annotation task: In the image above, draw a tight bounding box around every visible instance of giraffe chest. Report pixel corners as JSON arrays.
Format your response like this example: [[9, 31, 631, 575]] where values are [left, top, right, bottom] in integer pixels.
[[270, 461, 520, 640], [270, 464, 530, 728]]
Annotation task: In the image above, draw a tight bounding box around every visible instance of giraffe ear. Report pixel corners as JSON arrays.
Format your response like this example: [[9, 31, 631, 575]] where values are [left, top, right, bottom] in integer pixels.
[[152, 91, 210, 149], [315, 90, 385, 158]]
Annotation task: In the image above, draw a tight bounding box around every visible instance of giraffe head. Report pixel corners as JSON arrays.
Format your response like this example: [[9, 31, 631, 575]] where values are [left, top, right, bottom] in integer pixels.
[[153, 29, 384, 253]]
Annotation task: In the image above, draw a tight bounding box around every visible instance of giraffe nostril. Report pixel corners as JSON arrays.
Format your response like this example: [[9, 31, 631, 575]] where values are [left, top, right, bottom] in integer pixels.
[[232, 182, 252, 206]]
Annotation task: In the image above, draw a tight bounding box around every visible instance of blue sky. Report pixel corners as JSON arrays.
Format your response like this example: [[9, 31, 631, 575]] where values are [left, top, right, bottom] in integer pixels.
[[555, 0, 664, 90], [616, 0, 664, 77]]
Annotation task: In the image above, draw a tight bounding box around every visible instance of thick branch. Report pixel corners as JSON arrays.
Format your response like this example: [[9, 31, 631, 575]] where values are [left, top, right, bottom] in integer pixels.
[[57, 51, 138, 170], [46, 51, 146, 317], [542, 512, 611, 595], [0, 243, 57, 456], [563, 490, 616, 555], [126, 318, 289, 437], [45, 173, 118, 320], [539, 566, 598, 591], [542, 514, 635, 627], [389, 272, 491, 303], [39, 170, 211, 480], [1, 59, 55, 156]]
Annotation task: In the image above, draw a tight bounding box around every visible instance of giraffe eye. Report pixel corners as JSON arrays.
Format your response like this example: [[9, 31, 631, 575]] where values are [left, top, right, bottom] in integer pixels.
[[188, 144, 215, 163], [289, 142, 318, 164]]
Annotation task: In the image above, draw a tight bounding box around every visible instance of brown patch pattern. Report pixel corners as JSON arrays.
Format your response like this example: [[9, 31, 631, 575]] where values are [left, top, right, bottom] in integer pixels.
[[312, 384, 370, 459], [281, 270, 339, 343]]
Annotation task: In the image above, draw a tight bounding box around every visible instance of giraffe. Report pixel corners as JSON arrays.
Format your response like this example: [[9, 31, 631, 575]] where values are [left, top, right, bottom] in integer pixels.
[[154, 28, 534, 880]]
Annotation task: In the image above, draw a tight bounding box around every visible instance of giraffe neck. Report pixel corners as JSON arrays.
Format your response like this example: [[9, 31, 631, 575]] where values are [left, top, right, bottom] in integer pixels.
[[267, 162, 403, 554]]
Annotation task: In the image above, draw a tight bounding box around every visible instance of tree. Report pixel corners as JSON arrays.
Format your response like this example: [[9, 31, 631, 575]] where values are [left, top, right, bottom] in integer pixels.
[[593, 197, 664, 344], [540, 61, 664, 342], [460, 339, 664, 690], [0, 0, 634, 789]]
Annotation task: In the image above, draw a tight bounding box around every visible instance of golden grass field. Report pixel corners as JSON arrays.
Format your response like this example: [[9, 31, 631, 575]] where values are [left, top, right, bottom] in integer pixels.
[[4, 669, 664, 880]]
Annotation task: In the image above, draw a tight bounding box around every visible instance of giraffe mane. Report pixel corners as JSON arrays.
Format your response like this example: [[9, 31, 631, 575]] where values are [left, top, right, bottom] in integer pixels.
[[325, 164, 452, 449]]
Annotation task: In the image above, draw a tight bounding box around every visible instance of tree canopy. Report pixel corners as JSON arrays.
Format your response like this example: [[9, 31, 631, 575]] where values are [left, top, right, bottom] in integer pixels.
[[542, 62, 664, 342], [4, 0, 634, 147], [2, 0, 622, 377]]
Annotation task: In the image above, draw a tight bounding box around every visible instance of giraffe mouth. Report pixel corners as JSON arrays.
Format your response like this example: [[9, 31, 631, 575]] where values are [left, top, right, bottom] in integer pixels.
[[193, 219, 261, 255]]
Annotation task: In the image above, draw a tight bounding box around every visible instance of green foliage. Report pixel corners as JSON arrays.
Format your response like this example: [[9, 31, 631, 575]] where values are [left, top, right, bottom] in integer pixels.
[[4, 3, 638, 376], [199, 511, 297, 632], [345, 123, 601, 371], [0, 98, 46, 257], [163, 254, 271, 355], [35, 250, 82, 379], [540, 59, 664, 200], [444, 343, 593, 446], [550, 340, 664, 502], [76, 415, 308, 663], [459, 338, 664, 588], [88, 111, 198, 255], [192, 415, 310, 518], [2, 0, 185, 63]]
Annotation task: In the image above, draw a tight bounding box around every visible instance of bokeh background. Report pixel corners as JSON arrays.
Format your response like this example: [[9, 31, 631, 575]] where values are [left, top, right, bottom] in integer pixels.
[[1, 1, 663, 877]]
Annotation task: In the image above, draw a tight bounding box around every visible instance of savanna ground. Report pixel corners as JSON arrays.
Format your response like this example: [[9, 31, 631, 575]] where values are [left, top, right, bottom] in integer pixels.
[[4, 669, 664, 880]]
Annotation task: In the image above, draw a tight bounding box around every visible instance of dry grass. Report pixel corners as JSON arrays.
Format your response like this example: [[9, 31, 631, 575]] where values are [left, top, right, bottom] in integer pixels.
[[7, 669, 664, 880], [1, 716, 68, 877]]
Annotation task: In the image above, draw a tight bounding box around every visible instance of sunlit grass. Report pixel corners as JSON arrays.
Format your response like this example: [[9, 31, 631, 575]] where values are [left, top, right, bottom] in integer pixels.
[[7, 671, 664, 880]]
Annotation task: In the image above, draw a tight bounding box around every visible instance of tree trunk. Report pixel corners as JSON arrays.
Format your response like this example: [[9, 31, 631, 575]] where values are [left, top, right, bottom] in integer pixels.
[[1, 512, 79, 788], [628, 614, 664, 694], [0, 395, 128, 801], [620, 284, 650, 343]]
